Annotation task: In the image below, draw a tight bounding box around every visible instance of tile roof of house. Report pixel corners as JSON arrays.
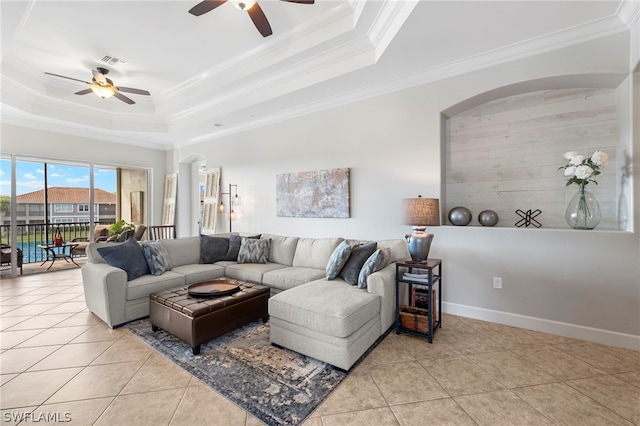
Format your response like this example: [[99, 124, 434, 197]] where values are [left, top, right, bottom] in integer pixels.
[[15, 187, 116, 204]]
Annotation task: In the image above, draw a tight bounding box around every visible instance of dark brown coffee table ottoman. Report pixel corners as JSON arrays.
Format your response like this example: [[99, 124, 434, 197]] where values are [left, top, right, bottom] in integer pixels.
[[149, 280, 269, 355]]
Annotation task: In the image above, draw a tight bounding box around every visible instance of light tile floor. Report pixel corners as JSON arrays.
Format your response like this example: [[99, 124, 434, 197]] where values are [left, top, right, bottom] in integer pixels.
[[1, 269, 638, 425]]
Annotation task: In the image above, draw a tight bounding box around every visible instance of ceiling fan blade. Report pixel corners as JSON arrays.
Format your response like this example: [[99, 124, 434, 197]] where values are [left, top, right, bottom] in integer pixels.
[[92, 69, 107, 85], [117, 86, 150, 96], [281, 0, 314, 3], [74, 88, 93, 95], [44, 72, 91, 85], [247, 3, 272, 37], [113, 92, 135, 105], [189, 0, 227, 16]]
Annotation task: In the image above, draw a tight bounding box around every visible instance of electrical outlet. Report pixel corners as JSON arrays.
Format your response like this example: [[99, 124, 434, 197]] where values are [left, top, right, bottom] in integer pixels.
[[493, 277, 502, 289]]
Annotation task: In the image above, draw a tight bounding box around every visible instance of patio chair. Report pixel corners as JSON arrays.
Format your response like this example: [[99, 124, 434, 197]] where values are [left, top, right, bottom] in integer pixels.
[[1, 244, 23, 275]]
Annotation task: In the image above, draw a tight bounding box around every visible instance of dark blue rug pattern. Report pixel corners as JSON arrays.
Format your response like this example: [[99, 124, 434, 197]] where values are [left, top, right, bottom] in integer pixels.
[[126, 319, 347, 425]]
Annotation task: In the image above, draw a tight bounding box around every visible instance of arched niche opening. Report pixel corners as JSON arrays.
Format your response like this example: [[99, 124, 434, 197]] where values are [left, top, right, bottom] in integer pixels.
[[441, 73, 633, 231]]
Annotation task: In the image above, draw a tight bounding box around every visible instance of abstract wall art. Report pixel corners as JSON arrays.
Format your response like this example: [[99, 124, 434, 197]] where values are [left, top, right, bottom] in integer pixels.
[[276, 168, 350, 218]]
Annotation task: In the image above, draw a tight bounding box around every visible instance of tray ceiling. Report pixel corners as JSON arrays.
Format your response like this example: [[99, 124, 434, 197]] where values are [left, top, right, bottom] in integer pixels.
[[1, 0, 636, 150]]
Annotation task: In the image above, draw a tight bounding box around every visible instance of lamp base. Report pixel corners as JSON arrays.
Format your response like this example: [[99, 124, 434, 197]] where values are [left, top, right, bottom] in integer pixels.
[[404, 227, 434, 263]]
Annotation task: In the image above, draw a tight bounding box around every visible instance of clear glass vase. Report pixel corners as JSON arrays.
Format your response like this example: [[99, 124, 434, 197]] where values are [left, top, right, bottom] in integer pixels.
[[565, 187, 601, 229]]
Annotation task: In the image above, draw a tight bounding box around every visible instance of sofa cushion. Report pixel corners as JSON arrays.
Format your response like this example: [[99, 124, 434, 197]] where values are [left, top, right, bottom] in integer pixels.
[[171, 264, 226, 285], [357, 248, 391, 289], [199, 235, 229, 264], [262, 267, 327, 292], [261, 234, 298, 266], [97, 238, 150, 281], [225, 262, 287, 283], [339, 242, 377, 285], [238, 238, 271, 264], [141, 241, 172, 276], [126, 271, 185, 301], [160, 236, 201, 267], [326, 240, 352, 280], [292, 237, 343, 270], [268, 280, 380, 338]]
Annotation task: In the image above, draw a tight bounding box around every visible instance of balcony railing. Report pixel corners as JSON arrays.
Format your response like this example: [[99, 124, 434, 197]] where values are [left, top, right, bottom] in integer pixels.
[[0, 221, 114, 264]]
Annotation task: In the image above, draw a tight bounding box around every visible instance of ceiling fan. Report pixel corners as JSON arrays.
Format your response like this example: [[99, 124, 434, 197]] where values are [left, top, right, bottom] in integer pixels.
[[189, 0, 314, 38], [44, 67, 150, 105]]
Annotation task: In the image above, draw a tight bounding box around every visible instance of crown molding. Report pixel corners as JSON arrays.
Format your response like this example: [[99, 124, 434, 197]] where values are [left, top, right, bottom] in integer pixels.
[[617, 0, 640, 28], [1, 113, 171, 151], [181, 12, 632, 148]]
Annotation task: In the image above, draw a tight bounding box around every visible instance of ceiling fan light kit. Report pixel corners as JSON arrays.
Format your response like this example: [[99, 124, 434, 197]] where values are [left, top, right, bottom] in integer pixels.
[[44, 66, 150, 105], [90, 84, 116, 99]]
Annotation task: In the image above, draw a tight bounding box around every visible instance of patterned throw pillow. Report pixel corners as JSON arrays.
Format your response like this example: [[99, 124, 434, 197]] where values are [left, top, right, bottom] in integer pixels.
[[326, 240, 352, 280], [141, 241, 172, 276], [237, 238, 271, 264], [339, 242, 377, 285], [224, 234, 260, 261], [357, 248, 391, 289], [97, 238, 150, 281]]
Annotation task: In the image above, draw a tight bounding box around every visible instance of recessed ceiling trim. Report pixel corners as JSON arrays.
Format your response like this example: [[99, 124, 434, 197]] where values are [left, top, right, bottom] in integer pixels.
[[167, 35, 375, 124], [617, 0, 640, 28], [368, 0, 419, 60], [181, 13, 632, 148], [161, 1, 355, 101]]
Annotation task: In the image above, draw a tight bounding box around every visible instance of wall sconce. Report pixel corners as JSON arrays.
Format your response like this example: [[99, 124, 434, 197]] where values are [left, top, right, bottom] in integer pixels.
[[219, 183, 240, 232], [402, 195, 440, 262]]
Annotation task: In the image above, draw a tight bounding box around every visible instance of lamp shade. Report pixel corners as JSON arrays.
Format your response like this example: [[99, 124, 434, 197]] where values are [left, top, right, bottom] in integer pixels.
[[402, 196, 440, 226]]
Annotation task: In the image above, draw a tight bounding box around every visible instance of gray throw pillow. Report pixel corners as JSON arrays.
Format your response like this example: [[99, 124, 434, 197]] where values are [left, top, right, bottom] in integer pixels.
[[141, 241, 172, 276], [224, 234, 260, 261], [97, 237, 150, 281], [326, 240, 352, 280], [237, 238, 271, 264], [339, 242, 377, 285], [357, 248, 391, 289], [200, 235, 229, 264]]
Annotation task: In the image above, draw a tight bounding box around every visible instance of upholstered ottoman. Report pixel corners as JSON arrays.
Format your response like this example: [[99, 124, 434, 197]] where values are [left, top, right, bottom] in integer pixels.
[[268, 279, 382, 371], [149, 281, 269, 355]]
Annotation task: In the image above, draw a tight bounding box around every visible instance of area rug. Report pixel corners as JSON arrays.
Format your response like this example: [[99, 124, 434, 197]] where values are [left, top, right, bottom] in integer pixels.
[[127, 319, 384, 425]]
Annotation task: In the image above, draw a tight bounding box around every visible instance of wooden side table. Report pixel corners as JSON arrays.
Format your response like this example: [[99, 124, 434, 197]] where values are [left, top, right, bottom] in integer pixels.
[[395, 259, 442, 343]]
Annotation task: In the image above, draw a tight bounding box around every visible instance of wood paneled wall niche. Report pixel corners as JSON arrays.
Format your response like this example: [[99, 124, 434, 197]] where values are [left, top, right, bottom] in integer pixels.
[[444, 88, 618, 229]]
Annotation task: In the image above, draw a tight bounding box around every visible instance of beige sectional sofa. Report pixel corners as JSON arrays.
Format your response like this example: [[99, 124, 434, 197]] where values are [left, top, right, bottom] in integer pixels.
[[82, 233, 409, 370]]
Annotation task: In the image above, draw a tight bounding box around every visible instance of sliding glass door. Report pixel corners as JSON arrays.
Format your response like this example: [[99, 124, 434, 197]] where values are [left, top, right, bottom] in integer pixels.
[[1, 157, 118, 276]]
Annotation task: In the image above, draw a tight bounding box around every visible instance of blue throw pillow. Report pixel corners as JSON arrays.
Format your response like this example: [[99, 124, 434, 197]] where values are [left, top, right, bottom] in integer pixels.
[[326, 240, 352, 280], [141, 241, 172, 276], [339, 242, 377, 285], [357, 248, 391, 289], [97, 238, 150, 281]]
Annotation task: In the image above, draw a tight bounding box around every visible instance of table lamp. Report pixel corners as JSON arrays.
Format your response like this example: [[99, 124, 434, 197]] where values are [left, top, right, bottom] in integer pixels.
[[402, 196, 440, 262]]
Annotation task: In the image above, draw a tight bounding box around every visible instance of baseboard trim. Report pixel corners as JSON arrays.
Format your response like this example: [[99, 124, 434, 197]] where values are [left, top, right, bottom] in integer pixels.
[[442, 302, 640, 351]]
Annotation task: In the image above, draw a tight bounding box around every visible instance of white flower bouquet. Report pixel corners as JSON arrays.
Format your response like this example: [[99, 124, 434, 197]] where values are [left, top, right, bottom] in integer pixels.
[[559, 150, 608, 189]]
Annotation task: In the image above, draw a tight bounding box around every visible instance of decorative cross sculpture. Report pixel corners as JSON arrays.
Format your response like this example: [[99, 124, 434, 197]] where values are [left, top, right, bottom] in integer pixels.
[[515, 209, 542, 228]]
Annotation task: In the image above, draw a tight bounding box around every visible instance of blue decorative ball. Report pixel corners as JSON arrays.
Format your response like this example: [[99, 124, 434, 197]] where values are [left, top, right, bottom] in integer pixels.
[[478, 210, 499, 226], [448, 207, 472, 226]]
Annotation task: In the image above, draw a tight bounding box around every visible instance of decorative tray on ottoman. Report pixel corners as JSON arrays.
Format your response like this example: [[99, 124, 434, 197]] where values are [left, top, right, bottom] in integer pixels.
[[187, 278, 242, 297]]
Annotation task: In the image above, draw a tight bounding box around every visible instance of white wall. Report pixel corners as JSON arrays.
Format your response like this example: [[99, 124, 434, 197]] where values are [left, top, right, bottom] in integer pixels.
[[176, 32, 639, 348], [0, 125, 168, 226]]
